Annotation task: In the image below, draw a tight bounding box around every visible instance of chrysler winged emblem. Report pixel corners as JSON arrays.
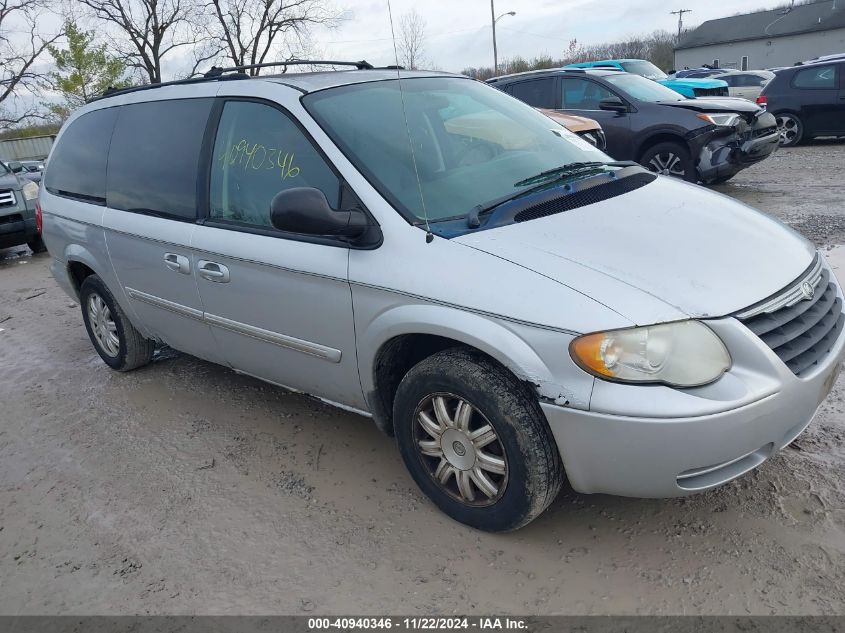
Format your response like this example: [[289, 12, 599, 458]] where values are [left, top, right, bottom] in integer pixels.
[[801, 281, 815, 301]]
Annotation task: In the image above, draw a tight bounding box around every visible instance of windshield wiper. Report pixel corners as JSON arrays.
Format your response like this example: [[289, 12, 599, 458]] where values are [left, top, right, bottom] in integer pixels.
[[466, 161, 639, 228], [513, 161, 635, 188]]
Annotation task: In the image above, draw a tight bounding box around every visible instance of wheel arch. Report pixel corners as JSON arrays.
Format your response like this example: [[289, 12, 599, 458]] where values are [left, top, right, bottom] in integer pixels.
[[635, 131, 690, 162], [63, 243, 149, 338], [64, 244, 108, 298], [360, 305, 563, 436]]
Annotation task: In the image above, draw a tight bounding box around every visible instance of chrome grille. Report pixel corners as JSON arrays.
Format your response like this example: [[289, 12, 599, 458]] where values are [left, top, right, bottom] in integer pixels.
[[0, 189, 15, 206], [737, 255, 844, 376]]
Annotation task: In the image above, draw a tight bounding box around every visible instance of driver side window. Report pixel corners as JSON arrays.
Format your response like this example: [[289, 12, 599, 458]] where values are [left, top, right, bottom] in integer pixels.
[[209, 100, 340, 229]]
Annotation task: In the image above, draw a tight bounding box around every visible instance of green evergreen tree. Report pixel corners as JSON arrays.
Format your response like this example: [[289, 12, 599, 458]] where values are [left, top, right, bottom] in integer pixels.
[[46, 22, 131, 120]]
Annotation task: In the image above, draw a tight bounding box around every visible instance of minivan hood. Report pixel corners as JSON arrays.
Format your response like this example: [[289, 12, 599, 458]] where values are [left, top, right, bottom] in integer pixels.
[[455, 176, 815, 325], [661, 97, 762, 114]]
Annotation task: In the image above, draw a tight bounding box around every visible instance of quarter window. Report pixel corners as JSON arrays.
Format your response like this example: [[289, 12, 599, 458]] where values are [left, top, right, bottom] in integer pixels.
[[793, 65, 836, 89], [44, 107, 118, 204], [508, 79, 556, 109], [561, 78, 616, 109], [107, 98, 213, 220], [209, 100, 340, 229]]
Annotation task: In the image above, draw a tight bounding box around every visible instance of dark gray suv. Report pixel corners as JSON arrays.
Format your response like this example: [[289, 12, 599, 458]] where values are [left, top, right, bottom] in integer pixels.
[[489, 68, 779, 184], [0, 161, 43, 252]]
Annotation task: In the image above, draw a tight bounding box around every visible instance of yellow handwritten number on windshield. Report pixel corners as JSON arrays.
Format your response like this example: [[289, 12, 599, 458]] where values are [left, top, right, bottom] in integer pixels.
[[218, 139, 301, 180]]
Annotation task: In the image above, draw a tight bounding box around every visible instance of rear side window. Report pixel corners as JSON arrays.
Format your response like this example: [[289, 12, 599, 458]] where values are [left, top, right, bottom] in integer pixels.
[[44, 108, 118, 204], [508, 79, 556, 109], [793, 65, 836, 89], [107, 98, 213, 220], [209, 100, 340, 229]]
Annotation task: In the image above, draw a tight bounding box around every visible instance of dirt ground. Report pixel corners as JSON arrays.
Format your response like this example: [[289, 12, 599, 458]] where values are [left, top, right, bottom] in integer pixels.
[[1, 142, 845, 616]]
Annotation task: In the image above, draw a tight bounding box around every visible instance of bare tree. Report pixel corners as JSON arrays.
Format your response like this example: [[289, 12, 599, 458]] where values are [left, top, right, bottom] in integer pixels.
[[397, 9, 426, 70], [0, 0, 61, 127], [206, 0, 343, 75], [77, 0, 206, 83]]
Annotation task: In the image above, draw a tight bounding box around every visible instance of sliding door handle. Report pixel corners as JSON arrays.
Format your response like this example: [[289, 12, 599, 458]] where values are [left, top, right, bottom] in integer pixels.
[[163, 253, 190, 274], [198, 260, 230, 283]]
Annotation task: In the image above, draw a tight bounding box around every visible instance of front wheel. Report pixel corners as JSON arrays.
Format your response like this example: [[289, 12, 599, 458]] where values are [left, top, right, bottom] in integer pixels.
[[80, 275, 155, 372], [393, 347, 564, 532], [775, 113, 803, 147], [640, 142, 697, 182]]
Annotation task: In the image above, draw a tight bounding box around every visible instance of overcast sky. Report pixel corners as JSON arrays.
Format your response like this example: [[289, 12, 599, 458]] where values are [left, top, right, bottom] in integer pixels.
[[8, 0, 788, 120], [311, 0, 783, 71]]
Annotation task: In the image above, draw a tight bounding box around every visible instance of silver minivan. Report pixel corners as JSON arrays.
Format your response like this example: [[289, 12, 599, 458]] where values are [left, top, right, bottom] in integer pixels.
[[40, 65, 845, 531]]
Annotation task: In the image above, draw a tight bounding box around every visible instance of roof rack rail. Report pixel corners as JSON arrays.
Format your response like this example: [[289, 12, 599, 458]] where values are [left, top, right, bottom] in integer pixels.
[[90, 59, 375, 102], [93, 72, 249, 102], [204, 59, 374, 77]]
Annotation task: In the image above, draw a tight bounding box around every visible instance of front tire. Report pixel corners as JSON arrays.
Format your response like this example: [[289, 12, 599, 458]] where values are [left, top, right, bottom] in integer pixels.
[[775, 112, 803, 147], [80, 275, 155, 372], [640, 142, 697, 182], [394, 347, 564, 532]]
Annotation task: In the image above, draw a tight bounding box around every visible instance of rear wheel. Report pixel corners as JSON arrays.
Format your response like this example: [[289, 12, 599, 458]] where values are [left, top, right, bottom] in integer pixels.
[[393, 347, 564, 532], [26, 235, 46, 253], [80, 275, 155, 372], [775, 112, 803, 147], [640, 142, 697, 182]]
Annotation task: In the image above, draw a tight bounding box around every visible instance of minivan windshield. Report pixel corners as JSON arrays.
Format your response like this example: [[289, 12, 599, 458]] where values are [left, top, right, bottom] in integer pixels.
[[620, 60, 668, 81], [303, 77, 608, 223], [605, 73, 687, 102]]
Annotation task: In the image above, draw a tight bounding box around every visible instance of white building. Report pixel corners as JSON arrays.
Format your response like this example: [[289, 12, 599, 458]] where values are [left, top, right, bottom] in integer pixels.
[[674, 0, 845, 71]]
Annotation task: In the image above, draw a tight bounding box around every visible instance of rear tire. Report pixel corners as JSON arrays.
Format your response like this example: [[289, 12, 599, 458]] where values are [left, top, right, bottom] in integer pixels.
[[640, 142, 697, 182], [80, 275, 155, 372], [26, 235, 46, 253], [775, 112, 803, 147], [393, 347, 564, 532]]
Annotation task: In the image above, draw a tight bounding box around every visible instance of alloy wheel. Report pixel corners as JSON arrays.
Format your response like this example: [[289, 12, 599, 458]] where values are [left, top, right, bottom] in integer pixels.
[[87, 293, 120, 357], [413, 393, 508, 506], [776, 115, 800, 146], [647, 152, 686, 177]]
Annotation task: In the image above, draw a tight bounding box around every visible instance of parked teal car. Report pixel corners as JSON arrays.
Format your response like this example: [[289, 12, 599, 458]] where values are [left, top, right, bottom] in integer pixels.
[[565, 59, 729, 98]]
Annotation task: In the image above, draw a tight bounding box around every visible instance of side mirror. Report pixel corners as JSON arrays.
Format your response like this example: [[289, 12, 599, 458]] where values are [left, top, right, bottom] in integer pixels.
[[7, 161, 22, 173], [599, 97, 628, 113], [270, 187, 368, 239]]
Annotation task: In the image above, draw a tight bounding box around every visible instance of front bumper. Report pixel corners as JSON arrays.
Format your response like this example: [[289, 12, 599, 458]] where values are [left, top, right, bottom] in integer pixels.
[[577, 128, 607, 151], [695, 114, 780, 183], [0, 212, 37, 249], [541, 313, 845, 498]]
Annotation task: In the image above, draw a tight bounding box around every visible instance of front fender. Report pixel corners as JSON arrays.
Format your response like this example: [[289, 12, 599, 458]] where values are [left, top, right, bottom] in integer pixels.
[[358, 303, 587, 408]]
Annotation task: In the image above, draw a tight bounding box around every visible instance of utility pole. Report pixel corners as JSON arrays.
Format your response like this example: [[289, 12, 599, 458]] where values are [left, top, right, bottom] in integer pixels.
[[491, 0, 498, 74], [490, 1, 516, 75], [670, 8, 692, 40]]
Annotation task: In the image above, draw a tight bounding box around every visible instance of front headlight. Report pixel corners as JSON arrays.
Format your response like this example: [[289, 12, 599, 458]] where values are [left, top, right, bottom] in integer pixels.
[[569, 320, 731, 387], [21, 180, 39, 201], [696, 112, 742, 127]]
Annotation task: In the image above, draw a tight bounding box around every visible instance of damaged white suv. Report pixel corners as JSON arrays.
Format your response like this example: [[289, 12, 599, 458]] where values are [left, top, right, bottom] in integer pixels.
[[40, 62, 844, 531]]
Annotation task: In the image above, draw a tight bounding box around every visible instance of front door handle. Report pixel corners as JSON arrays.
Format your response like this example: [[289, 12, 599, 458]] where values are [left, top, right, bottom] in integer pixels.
[[198, 260, 230, 283], [163, 253, 190, 274]]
